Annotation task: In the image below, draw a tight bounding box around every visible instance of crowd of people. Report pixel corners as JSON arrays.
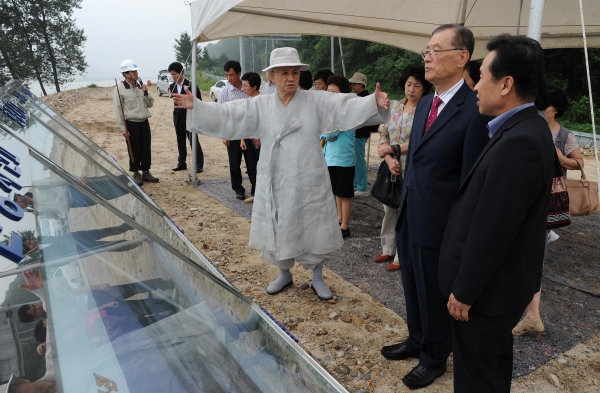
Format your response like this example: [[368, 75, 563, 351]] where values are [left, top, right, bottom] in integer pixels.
[[103, 22, 583, 392]]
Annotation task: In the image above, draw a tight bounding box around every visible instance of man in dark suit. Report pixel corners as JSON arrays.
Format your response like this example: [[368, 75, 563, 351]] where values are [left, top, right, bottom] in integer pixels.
[[380, 24, 490, 389], [439, 35, 553, 392], [168, 62, 204, 173]]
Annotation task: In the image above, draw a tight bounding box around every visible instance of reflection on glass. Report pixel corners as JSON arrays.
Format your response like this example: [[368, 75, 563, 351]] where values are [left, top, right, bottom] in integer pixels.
[[4, 157, 340, 392], [21, 86, 115, 167], [0, 105, 149, 204], [0, 81, 344, 393]]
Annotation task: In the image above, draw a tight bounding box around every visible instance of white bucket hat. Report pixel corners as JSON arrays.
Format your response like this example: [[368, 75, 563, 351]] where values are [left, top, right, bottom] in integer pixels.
[[262, 47, 310, 72]]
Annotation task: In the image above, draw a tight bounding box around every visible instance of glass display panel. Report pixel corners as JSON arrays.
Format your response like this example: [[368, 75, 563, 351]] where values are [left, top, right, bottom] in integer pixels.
[[0, 86, 224, 280], [0, 83, 154, 208], [5, 80, 116, 170], [0, 82, 346, 392]]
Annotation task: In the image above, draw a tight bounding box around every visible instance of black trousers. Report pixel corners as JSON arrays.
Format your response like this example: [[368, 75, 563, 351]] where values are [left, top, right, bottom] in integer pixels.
[[175, 123, 204, 169], [227, 139, 258, 196], [114, 278, 173, 298], [451, 310, 522, 392], [396, 209, 452, 368], [89, 278, 173, 307], [90, 279, 178, 332], [125, 119, 152, 172], [68, 175, 130, 207]]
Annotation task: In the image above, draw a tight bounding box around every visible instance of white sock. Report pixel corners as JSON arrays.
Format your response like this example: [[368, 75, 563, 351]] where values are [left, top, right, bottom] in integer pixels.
[[266, 269, 293, 295], [311, 263, 332, 300]]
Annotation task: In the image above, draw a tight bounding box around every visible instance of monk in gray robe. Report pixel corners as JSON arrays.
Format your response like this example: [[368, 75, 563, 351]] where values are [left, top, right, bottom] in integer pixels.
[[174, 48, 390, 300]]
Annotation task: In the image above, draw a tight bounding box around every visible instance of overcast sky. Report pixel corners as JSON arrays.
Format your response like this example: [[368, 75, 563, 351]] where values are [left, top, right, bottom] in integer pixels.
[[72, 0, 210, 82]]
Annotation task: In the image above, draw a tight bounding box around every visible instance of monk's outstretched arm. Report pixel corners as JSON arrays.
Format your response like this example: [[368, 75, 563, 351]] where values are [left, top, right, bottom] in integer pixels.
[[174, 87, 261, 140], [318, 92, 390, 136]]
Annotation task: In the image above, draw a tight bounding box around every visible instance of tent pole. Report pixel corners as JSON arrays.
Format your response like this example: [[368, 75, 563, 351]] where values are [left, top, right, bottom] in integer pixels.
[[338, 37, 346, 77], [366, 135, 371, 167], [191, 39, 198, 185], [460, 0, 468, 24], [331, 37, 334, 73], [239, 37, 246, 73], [517, 0, 524, 35], [526, 0, 546, 41]]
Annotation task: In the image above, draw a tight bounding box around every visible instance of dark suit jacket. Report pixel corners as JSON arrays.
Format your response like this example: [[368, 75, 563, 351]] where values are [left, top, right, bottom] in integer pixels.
[[438, 106, 554, 316], [396, 82, 491, 249], [170, 78, 202, 127]]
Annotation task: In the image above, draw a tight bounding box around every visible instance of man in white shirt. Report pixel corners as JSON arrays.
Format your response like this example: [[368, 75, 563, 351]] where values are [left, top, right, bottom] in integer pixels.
[[218, 60, 256, 200], [168, 62, 204, 173]]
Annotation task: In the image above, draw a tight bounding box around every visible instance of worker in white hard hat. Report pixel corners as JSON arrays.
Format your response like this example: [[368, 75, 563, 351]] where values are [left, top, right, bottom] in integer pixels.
[[113, 59, 159, 186]]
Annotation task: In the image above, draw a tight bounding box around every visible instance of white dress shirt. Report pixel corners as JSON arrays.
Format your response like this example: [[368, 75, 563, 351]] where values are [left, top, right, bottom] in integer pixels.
[[432, 79, 465, 116]]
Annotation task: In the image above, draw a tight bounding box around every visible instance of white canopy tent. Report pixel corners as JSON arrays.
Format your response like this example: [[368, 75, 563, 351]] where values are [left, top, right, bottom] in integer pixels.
[[187, 0, 599, 192], [189, 0, 600, 58]]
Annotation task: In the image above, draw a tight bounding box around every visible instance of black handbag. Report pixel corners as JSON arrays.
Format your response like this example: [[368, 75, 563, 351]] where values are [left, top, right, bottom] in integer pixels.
[[370, 145, 403, 208], [547, 152, 571, 229]]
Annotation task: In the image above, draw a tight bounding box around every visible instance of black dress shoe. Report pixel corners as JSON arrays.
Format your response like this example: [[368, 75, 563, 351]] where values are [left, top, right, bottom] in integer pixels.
[[236, 192, 246, 200], [196, 168, 203, 173], [341, 227, 350, 238], [381, 343, 420, 360], [402, 364, 447, 390], [171, 164, 187, 171]]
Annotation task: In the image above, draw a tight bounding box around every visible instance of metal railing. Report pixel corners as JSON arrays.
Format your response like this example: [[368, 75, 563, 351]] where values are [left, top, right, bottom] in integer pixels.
[[572, 130, 600, 147]]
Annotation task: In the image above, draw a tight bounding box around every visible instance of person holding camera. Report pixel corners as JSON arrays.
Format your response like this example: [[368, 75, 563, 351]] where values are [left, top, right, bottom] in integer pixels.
[[113, 59, 159, 186]]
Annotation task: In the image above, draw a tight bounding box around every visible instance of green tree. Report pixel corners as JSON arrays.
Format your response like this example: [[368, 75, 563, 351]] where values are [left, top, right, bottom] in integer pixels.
[[543, 48, 600, 132], [1, 0, 49, 94], [197, 46, 215, 72], [0, 2, 32, 85], [29, 0, 87, 92], [174, 31, 193, 64], [0, 0, 87, 94]]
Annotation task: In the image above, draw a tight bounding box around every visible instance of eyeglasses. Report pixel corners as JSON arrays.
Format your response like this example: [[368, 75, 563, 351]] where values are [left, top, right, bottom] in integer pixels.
[[275, 70, 301, 77], [420, 48, 464, 59]]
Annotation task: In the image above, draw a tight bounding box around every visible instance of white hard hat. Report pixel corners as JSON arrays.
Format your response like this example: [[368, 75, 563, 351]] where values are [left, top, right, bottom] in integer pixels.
[[120, 60, 140, 72]]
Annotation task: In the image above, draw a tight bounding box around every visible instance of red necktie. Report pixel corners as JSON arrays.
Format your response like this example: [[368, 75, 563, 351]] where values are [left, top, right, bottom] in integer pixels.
[[424, 96, 443, 134]]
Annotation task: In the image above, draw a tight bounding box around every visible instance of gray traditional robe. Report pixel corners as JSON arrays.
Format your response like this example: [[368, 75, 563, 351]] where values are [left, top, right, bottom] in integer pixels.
[[188, 90, 389, 263]]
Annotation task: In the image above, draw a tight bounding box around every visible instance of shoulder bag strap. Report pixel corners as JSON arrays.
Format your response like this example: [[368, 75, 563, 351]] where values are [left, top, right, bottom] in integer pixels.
[[573, 158, 588, 181], [390, 144, 400, 159]]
